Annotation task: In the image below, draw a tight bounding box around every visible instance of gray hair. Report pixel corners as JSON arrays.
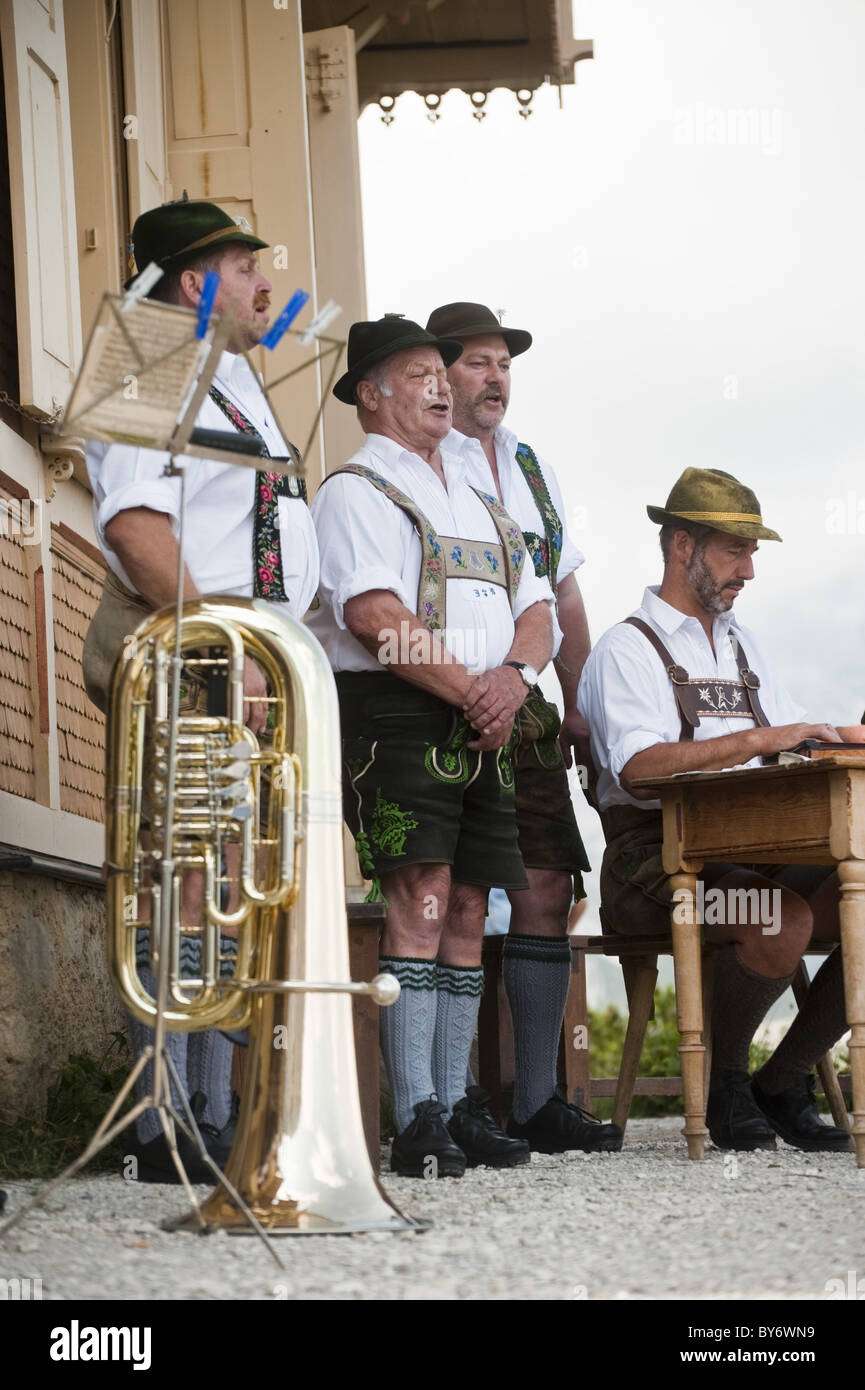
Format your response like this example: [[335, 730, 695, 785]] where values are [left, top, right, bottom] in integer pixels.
[[354, 359, 393, 413]]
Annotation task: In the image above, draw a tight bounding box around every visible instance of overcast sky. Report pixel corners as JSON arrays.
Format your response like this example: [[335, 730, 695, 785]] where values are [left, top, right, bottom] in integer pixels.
[[357, 0, 865, 975]]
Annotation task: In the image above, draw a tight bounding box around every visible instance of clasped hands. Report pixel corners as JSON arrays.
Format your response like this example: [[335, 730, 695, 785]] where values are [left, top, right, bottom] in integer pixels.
[[462, 665, 528, 751]]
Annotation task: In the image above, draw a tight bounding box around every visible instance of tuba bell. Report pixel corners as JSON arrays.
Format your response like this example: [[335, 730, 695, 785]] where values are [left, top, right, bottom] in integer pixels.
[[107, 595, 413, 1234]]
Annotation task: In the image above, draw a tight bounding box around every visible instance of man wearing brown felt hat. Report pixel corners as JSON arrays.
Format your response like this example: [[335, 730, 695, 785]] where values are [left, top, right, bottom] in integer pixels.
[[425, 300, 616, 1156], [579, 466, 863, 1153], [309, 313, 563, 1177]]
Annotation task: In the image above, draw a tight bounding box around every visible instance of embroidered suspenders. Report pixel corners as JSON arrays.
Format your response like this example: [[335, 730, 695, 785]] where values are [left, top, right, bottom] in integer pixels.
[[623, 615, 770, 741], [324, 463, 526, 630], [514, 442, 563, 596]]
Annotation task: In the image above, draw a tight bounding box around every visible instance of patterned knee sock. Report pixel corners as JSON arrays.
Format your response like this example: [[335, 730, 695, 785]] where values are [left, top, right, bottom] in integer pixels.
[[432, 963, 484, 1117], [710, 945, 794, 1087], [503, 933, 571, 1123], [185, 1030, 235, 1130], [754, 948, 848, 1094], [379, 956, 438, 1133]]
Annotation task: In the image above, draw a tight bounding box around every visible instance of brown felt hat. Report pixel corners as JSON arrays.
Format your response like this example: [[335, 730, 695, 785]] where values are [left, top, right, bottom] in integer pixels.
[[425, 302, 532, 358], [647, 468, 781, 541], [333, 315, 463, 405]]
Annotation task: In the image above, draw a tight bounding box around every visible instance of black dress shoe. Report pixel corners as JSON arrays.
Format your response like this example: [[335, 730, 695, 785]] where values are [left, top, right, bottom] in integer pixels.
[[752, 1073, 852, 1152], [192, 1090, 240, 1169], [706, 1070, 776, 1151], [506, 1094, 623, 1154], [390, 1099, 467, 1178], [124, 1129, 213, 1184], [448, 1087, 530, 1168]]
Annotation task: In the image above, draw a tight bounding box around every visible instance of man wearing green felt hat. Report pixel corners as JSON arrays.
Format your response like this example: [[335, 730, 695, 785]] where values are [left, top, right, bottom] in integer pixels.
[[579, 466, 864, 1153], [82, 199, 320, 1182]]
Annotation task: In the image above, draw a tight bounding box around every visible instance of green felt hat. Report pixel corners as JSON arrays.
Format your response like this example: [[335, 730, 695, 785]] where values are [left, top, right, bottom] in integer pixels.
[[127, 198, 267, 286], [647, 468, 782, 541], [333, 316, 463, 405], [425, 301, 532, 357]]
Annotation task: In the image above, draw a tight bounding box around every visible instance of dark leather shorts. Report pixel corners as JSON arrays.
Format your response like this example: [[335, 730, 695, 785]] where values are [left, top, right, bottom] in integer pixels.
[[336, 671, 528, 890], [513, 691, 590, 883]]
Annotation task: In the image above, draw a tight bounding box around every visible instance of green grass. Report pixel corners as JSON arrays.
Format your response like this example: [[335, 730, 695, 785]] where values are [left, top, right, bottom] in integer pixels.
[[0, 1033, 135, 1180]]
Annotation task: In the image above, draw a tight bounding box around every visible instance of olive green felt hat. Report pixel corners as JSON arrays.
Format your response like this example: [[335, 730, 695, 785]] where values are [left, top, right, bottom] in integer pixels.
[[647, 468, 782, 541], [127, 199, 268, 286], [425, 302, 532, 358], [333, 316, 463, 405]]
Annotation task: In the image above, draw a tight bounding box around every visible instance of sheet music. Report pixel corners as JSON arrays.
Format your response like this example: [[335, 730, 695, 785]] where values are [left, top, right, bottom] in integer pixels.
[[63, 297, 212, 450]]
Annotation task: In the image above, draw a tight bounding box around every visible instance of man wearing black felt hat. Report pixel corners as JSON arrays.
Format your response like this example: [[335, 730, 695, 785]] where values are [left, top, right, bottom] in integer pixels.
[[82, 199, 320, 1182], [309, 315, 562, 1177], [425, 301, 618, 1156]]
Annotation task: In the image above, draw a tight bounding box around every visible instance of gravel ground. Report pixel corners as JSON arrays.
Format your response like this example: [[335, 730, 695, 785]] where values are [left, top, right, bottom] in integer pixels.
[[1, 1118, 863, 1302]]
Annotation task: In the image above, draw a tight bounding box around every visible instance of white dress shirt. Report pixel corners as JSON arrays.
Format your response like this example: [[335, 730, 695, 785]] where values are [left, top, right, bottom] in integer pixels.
[[578, 586, 805, 810], [308, 432, 561, 674], [86, 350, 320, 616], [449, 425, 585, 584]]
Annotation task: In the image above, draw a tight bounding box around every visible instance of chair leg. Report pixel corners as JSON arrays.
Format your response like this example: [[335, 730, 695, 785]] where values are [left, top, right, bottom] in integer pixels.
[[791, 960, 851, 1133], [563, 940, 591, 1110], [612, 955, 658, 1134]]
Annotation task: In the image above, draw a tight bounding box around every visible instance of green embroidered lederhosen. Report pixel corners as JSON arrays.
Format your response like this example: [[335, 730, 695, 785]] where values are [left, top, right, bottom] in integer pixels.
[[509, 445, 590, 887], [323, 463, 532, 897]]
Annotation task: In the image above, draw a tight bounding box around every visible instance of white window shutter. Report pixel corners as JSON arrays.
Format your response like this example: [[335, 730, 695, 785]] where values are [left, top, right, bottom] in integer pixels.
[[0, 0, 82, 416], [121, 0, 168, 222]]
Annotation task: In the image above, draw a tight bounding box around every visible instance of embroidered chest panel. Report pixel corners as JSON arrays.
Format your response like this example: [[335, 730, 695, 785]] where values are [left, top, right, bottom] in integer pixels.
[[673, 678, 757, 722]]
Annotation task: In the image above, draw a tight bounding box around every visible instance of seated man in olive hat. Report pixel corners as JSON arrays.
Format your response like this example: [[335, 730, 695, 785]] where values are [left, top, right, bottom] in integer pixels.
[[425, 301, 619, 1155], [82, 199, 320, 1180], [579, 467, 862, 1151], [308, 315, 560, 1177]]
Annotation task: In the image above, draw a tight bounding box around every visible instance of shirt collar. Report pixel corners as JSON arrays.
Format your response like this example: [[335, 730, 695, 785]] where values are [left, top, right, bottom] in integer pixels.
[[642, 584, 740, 638], [215, 349, 253, 389], [446, 424, 519, 460], [365, 431, 466, 481]]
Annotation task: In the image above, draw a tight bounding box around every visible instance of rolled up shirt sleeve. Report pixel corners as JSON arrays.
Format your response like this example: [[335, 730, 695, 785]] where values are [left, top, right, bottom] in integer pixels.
[[312, 474, 413, 630], [91, 444, 183, 548], [512, 560, 563, 657], [578, 629, 676, 791]]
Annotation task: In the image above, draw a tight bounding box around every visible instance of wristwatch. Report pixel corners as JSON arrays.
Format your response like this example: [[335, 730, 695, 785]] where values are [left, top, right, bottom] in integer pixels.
[[504, 660, 540, 689]]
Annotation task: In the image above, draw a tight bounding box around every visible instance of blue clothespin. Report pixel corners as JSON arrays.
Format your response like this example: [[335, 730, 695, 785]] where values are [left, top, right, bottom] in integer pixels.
[[260, 289, 310, 350], [196, 270, 221, 339]]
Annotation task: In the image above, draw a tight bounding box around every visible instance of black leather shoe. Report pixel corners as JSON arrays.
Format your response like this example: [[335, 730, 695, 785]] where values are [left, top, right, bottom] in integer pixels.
[[124, 1129, 213, 1184], [390, 1099, 467, 1178], [752, 1073, 852, 1152], [706, 1070, 776, 1151], [506, 1094, 623, 1154], [193, 1090, 240, 1169], [448, 1087, 530, 1168]]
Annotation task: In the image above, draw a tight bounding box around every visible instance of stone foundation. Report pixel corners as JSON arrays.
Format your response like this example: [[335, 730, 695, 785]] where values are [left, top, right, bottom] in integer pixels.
[[0, 871, 124, 1118]]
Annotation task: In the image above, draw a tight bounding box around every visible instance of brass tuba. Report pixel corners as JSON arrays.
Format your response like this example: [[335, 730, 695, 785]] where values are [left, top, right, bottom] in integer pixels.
[[108, 595, 412, 1233]]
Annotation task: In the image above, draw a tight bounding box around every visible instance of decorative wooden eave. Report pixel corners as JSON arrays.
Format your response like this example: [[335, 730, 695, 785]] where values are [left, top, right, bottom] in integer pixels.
[[300, 1, 593, 114]]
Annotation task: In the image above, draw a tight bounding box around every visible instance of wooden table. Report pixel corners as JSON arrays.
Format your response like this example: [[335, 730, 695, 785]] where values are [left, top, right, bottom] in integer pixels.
[[633, 758, 865, 1165]]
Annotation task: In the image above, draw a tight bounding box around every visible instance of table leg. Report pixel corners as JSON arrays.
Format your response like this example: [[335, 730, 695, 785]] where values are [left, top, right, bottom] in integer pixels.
[[670, 871, 708, 1159], [838, 860, 865, 1166]]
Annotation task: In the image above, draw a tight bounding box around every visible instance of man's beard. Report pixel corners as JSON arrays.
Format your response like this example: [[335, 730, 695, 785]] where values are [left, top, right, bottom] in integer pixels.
[[454, 389, 508, 433], [687, 549, 738, 615]]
